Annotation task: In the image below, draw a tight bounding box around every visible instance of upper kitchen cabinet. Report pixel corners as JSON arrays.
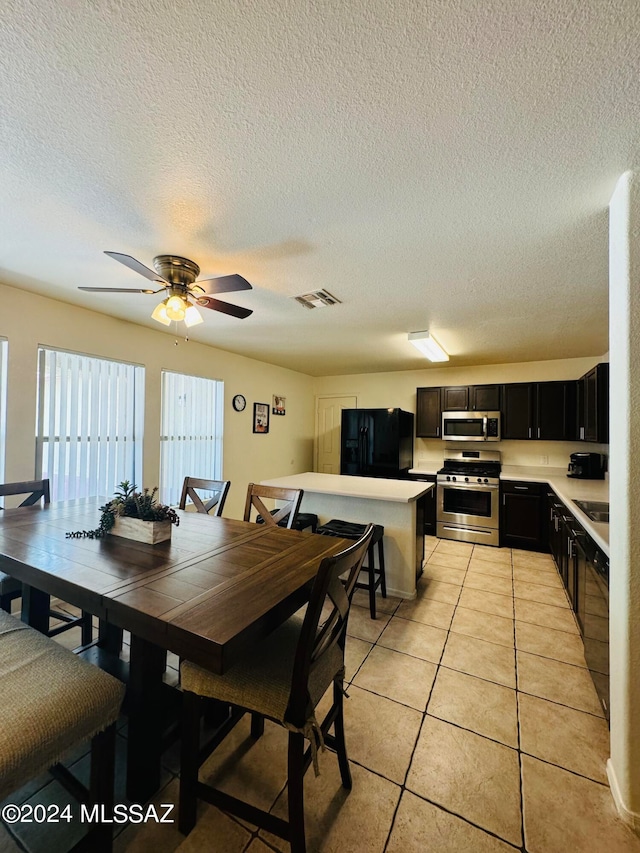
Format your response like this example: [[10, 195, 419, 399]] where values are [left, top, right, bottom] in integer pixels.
[[502, 383, 535, 439], [441, 386, 469, 411], [536, 381, 577, 441], [440, 384, 500, 411], [580, 363, 609, 443], [416, 387, 442, 438], [470, 384, 501, 411], [502, 381, 577, 440]]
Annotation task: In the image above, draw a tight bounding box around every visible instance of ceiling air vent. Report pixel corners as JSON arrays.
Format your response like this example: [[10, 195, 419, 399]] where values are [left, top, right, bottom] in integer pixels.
[[293, 289, 342, 309]]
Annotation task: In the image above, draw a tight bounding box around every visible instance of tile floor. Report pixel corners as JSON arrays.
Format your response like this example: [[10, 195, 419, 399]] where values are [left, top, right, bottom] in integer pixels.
[[2, 538, 640, 852]]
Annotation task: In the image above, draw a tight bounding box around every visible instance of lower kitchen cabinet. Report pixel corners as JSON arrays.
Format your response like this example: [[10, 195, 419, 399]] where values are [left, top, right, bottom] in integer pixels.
[[501, 480, 548, 551], [409, 473, 436, 535], [547, 498, 610, 721], [547, 492, 565, 574]]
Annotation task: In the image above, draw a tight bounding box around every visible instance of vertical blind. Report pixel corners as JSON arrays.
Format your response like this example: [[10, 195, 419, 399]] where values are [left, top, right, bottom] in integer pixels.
[[160, 371, 224, 506], [35, 348, 144, 502]]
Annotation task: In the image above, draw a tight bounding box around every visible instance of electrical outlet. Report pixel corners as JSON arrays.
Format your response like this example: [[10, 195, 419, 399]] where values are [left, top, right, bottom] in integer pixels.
[[540, 455, 549, 465]]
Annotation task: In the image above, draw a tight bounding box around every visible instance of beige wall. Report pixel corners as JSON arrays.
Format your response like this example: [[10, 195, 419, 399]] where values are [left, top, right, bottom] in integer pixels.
[[313, 357, 608, 469], [0, 280, 611, 523], [0, 282, 315, 520], [607, 170, 640, 828]]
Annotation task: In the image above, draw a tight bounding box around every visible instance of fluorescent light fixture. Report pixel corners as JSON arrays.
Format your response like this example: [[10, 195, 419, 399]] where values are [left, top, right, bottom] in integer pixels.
[[408, 331, 449, 362]]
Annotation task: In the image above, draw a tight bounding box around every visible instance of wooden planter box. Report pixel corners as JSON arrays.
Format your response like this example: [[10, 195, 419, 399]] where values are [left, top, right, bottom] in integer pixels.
[[110, 516, 172, 544]]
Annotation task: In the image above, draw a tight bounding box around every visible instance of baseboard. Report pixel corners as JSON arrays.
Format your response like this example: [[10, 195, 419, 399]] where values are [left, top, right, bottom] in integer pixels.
[[386, 585, 416, 601], [607, 759, 640, 834]]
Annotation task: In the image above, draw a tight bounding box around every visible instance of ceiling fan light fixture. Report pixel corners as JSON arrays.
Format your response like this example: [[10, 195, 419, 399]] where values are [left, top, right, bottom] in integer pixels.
[[165, 295, 187, 321], [408, 331, 449, 362], [151, 300, 171, 326], [184, 304, 204, 327]]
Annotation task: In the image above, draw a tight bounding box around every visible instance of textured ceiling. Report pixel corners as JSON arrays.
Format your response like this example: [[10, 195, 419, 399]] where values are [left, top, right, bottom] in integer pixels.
[[1, 0, 638, 375]]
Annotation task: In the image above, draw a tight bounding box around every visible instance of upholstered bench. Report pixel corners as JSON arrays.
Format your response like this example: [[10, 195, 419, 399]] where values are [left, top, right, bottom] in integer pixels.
[[0, 610, 125, 851]]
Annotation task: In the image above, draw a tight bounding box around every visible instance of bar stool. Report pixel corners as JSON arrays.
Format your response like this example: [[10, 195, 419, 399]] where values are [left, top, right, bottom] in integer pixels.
[[260, 510, 319, 533], [316, 520, 386, 618]]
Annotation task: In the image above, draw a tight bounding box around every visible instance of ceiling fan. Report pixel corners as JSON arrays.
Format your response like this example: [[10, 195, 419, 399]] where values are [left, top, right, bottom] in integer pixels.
[[79, 252, 253, 327]]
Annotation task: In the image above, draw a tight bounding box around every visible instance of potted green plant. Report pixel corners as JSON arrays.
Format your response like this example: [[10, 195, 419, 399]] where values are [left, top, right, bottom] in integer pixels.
[[66, 481, 180, 544]]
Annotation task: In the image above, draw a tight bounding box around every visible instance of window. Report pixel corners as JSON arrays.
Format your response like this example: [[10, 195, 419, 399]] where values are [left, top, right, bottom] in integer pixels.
[[0, 338, 7, 487], [160, 371, 224, 506], [35, 348, 144, 502]]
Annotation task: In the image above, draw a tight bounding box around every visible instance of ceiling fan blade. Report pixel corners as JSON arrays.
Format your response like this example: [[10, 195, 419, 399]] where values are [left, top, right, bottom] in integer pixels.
[[196, 296, 253, 319], [192, 274, 252, 295], [78, 287, 160, 293], [104, 251, 167, 283]]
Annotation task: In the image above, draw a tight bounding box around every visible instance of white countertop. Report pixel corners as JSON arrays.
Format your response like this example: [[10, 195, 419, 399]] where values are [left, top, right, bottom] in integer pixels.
[[259, 472, 433, 503]]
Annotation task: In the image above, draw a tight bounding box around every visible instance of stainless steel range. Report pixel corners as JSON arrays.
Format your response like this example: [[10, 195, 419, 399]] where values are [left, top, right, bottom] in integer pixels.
[[437, 450, 501, 547]]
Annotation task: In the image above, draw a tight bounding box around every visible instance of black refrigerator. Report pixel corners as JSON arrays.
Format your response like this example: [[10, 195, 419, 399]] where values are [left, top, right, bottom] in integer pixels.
[[340, 408, 414, 478]]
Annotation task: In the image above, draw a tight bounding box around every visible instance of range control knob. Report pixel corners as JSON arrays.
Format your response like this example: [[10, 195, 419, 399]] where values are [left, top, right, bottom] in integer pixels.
[[465, 477, 469, 482], [477, 477, 482, 483], [446, 475, 451, 481], [452, 476, 456, 482], [484, 478, 489, 483]]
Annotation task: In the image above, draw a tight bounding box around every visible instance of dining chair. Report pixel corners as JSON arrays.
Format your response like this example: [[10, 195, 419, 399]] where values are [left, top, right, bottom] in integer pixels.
[[243, 483, 304, 529], [179, 477, 231, 516], [178, 524, 374, 853], [0, 480, 92, 645], [0, 609, 125, 852]]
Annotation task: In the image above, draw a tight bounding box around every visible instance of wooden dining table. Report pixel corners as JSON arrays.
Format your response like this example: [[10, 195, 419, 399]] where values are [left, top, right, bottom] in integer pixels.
[[0, 498, 350, 802]]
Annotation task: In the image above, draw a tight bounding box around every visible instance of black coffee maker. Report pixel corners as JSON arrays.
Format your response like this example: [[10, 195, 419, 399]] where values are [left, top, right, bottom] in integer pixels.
[[567, 452, 605, 480]]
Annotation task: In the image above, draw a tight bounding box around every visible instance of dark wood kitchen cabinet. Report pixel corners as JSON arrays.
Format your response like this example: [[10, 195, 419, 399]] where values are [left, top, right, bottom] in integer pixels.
[[548, 496, 610, 720], [438, 384, 501, 413], [501, 480, 547, 551], [416, 387, 442, 438], [501, 383, 535, 439], [560, 511, 579, 608], [580, 363, 609, 443], [416, 368, 606, 443], [409, 473, 437, 534], [547, 493, 565, 578], [536, 381, 577, 441], [502, 381, 576, 441], [441, 386, 469, 411], [470, 384, 501, 411]]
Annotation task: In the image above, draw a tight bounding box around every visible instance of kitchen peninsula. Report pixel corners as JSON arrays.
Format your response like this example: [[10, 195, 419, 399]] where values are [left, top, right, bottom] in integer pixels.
[[259, 472, 433, 598]]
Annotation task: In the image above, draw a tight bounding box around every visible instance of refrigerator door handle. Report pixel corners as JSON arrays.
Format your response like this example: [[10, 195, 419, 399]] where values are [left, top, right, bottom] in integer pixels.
[[362, 425, 369, 473]]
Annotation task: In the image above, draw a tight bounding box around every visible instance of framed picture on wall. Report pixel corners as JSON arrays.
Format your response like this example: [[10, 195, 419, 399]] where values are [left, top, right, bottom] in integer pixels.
[[272, 395, 286, 416], [253, 402, 270, 433]]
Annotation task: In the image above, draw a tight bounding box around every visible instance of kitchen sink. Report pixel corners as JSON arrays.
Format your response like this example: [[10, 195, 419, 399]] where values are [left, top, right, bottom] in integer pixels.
[[573, 500, 609, 523]]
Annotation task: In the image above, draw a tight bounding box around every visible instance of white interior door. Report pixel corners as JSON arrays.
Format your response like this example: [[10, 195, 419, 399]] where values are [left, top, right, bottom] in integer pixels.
[[315, 396, 357, 473]]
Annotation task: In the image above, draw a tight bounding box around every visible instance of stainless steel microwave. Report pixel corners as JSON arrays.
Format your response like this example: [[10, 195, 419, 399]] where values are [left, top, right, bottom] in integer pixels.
[[441, 411, 501, 442]]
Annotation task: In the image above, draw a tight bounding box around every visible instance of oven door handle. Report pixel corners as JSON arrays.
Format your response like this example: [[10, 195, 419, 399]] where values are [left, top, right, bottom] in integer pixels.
[[483, 416, 487, 440], [437, 482, 499, 492]]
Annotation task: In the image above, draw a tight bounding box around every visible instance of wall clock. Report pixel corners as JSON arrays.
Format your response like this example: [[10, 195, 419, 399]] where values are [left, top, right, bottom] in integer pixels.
[[232, 394, 247, 412]]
